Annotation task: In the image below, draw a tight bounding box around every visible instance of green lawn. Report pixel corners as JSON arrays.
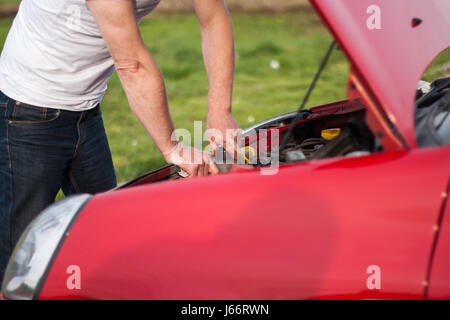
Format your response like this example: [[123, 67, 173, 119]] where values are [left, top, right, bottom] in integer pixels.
[[0, 8, 448, 184], [0, 0, 17, 6]]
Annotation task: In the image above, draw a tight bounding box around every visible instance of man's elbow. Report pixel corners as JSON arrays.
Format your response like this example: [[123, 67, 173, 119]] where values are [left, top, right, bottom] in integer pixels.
[[114, 57, 163, 87], [115, 59, 142, 73]]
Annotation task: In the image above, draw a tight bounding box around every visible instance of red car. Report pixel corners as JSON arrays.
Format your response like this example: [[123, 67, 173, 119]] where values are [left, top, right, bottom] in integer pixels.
[[2, 0, 450, 300]]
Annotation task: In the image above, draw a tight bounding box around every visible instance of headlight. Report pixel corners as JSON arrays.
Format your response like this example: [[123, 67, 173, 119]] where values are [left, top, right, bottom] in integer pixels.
[[1, 194, 91, 300]]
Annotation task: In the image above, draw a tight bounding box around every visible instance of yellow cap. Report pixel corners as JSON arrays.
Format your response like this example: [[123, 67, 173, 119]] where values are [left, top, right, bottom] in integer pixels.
[[321, 128, 341, 140], [242, 146, 256, 164]]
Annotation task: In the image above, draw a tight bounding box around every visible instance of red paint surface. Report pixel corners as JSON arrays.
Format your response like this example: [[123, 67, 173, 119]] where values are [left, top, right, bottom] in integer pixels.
[[428, 183, 450, 300], [39, 146, 450, 299]]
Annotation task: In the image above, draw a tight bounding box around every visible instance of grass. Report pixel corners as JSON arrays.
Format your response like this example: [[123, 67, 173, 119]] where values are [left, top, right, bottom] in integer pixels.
[[0, 7, 448, 185], [0, 0, 16, 6]]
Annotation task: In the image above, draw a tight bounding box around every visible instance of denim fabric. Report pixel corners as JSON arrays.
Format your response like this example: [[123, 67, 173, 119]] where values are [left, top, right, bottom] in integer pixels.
[[0, 91, 117, 283]]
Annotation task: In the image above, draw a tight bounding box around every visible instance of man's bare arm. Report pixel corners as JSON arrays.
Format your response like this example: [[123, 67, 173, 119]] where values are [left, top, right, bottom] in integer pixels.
[[195, 0, 234, 113], [194, 0, 241, 155]]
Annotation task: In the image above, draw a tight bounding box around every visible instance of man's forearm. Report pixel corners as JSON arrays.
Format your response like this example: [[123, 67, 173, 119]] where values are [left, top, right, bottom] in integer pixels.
[[200, 8, 235, 114], [116, 51, 177, 156], [196, 0, 240, 155]]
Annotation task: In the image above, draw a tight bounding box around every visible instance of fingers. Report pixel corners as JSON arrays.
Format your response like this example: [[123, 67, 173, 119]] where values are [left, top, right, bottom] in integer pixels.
[[197, 163, 209, 177], [167, 144, 220, 178], [206, 127, 243, 160], [208, 162, 219, 175], [223, 128, 243, 159], [208, 138, 219, 157], [192, 164, 200, 177], [186, 158, 218, 178], [186, 164, 216, 178], [203, 151, 219, 175]]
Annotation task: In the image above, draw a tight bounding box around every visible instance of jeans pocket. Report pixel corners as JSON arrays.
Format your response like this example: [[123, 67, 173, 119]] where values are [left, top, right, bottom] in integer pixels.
[[9, 102, 61, 125]]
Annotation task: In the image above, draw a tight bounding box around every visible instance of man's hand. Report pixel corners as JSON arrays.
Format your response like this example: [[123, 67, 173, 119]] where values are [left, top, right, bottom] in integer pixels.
[[163, 142, 219, 177], [206, 110, 241, 158]]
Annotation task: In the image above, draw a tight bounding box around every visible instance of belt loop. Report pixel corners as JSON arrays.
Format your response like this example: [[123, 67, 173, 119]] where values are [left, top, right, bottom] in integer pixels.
[[79, 110, 86, 123], [6, 96, 16, 122]]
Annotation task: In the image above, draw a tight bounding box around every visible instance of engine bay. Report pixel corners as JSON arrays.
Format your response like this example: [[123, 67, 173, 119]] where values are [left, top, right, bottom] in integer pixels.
[[274, 109, 376, 164], [118, 77, 449, 189]]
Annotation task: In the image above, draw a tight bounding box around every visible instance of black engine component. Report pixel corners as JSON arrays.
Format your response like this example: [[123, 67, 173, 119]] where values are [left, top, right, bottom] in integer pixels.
[[280, 113, 376, 163], [415, 77, 450, 147], [311, 118, 375, 160]]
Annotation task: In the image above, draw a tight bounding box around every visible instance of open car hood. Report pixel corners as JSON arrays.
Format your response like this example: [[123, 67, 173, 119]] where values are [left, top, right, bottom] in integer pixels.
[[311, 0, 450, 149]]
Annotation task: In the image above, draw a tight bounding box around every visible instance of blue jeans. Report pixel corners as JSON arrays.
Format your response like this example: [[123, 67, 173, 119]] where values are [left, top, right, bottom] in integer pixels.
[[0, 91, 117, 282]]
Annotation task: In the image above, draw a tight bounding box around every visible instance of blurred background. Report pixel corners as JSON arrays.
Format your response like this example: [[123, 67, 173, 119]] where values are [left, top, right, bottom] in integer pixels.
[[0, 0, 448, 184]]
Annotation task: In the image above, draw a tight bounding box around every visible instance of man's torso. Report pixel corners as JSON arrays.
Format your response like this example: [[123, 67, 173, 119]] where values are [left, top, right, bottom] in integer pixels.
[[0, 0, 160, 111]]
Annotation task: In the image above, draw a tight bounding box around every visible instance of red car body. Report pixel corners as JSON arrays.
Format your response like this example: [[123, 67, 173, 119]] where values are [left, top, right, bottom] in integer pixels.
[[3, 0, 450, 300]]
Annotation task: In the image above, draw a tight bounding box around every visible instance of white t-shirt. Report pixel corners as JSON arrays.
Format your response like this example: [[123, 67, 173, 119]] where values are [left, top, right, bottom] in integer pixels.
[[0, 0, 160, 111]]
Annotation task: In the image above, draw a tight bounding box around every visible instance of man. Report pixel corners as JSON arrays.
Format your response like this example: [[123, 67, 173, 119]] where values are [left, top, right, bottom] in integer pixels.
[[0, 0, 239, 281]]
